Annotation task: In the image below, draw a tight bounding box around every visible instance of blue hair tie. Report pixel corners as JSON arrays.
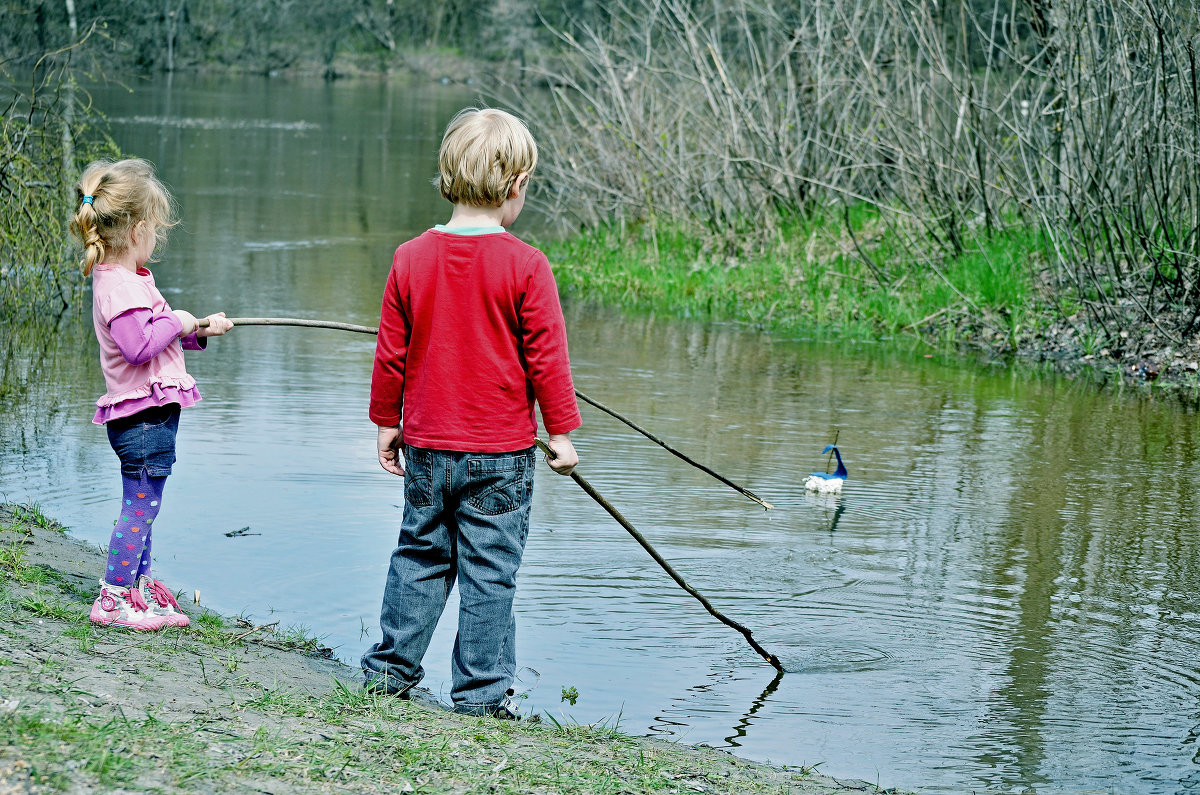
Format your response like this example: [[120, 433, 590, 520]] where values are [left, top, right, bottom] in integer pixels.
[[81, 195, 94, 206]]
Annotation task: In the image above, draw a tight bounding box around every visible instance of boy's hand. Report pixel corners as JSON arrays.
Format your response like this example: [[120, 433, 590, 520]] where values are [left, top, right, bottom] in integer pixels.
[[377, 426, 404, 476], [197, 312, 233, 337], [544, 433, 578, 475]]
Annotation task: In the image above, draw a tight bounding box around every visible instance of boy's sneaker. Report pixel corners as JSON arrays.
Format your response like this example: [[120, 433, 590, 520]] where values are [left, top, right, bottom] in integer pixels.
[[137, 575, 190, 627], [492, 693, 540, 723], [90, 580, 169, 631]]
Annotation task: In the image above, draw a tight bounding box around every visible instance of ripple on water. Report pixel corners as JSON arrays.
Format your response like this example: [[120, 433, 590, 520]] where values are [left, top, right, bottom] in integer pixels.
[[777, 644, 895, 673]]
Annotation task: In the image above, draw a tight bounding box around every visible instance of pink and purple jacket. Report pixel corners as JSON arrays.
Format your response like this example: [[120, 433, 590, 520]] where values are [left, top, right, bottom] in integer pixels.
[[90, 263, 204, 425]]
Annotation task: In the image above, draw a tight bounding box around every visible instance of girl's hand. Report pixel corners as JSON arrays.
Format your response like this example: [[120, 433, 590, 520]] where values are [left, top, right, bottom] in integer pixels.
[[377, 425, 404, 477], [198, 312, 233, 337], [173, 309, 198, 336]]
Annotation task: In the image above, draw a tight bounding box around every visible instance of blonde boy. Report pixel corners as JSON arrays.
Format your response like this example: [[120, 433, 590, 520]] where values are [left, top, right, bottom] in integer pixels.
[[361, 108, 580, 718]]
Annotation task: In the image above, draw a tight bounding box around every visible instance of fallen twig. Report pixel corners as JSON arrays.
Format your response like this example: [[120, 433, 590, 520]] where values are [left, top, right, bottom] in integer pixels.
[[232, 621, 279, 643]]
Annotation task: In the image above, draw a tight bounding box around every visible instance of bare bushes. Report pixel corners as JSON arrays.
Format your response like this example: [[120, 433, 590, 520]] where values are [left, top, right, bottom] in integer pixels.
[[1, 31, 115, 317], [1023, 0, 1200, 340], [525, 0, 1200, 341], [526, 0, 854, 240]]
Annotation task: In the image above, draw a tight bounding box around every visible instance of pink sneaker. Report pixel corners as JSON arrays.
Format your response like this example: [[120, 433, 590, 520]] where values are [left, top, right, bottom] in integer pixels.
[[138, 575, 190, 628], [90, 580, 169, 631]]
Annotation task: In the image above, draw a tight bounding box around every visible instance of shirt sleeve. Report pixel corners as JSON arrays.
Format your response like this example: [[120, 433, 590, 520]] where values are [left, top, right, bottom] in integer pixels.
[[520, 252, 582, 435], [109, 308, 185, 366], [97, 280, 155, 327], [181, 333, 207, 351], [369, 260, 410, 427]]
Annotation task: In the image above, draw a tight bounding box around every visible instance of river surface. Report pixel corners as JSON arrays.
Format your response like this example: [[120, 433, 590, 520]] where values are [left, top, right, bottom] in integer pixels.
[[4, 73, 1200, 794]]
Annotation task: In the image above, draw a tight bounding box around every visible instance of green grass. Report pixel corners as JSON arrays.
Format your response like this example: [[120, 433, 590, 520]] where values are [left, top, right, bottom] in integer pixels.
[[271, 621, 327, 654], [0, 541, 30, 578], [62, 624, 98, 653], [0, 542, 52, 585], [0, 509, 881, 793], [10, 502, 66, 533], [19, 590, 78, 622], [543, 206, 1051, 349], [3, 683, 809, 794], [189, 611, 231, 645], [0, 560, 870, 795]]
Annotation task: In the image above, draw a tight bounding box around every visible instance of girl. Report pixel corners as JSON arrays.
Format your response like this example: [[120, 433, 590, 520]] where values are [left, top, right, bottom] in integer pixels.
[[70, 158, 233, 631]]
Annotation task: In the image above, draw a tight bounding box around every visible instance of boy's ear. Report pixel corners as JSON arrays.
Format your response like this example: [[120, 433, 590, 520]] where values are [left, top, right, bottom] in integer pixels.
[[510, 172, 529, 198]]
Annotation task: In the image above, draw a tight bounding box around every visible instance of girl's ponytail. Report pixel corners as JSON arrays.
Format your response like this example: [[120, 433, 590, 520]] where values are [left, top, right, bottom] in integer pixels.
[[68, 159, 177, 277], [70, 163, 107, 276]]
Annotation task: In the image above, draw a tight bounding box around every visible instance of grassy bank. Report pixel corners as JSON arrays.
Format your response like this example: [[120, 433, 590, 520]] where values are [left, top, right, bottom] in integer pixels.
[[543, 211, 1200, 393], [545, 209, 1049, 348], [0, 502, 900, 794]]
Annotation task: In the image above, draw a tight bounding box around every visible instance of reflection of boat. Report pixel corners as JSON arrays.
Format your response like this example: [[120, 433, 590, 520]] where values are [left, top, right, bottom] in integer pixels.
[[803, 444, 847, 493], [802, 496, 847, 532]]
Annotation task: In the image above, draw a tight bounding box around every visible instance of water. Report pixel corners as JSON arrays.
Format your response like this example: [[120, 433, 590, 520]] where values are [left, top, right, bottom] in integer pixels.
[[4, 73, 1200, 794]]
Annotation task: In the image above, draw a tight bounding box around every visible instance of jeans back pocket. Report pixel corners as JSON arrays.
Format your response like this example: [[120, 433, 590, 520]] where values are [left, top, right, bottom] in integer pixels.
[[465, 454, 531, 516]]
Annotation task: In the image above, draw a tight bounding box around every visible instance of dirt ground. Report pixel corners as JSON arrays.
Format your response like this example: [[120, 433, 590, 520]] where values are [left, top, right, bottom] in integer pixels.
[[0, 510, 903, 794]]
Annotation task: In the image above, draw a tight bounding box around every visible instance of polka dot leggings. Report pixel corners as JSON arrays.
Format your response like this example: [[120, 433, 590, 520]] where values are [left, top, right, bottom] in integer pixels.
[[104, 473, 165, 587]]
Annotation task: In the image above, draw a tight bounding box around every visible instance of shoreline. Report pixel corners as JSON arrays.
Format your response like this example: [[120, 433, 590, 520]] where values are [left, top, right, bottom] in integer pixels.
[[0, 503, 905, 794], [545, 271, 1200, 408]]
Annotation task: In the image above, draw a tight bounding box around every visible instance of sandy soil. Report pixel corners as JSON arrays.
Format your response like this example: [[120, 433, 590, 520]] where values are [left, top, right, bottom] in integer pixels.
[[0, 511, 903, 794]]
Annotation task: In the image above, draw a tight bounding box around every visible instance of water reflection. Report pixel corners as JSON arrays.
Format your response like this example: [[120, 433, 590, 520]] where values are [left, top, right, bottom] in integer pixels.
[[804, 493, 846, 533], [725, 668, 784, 748]]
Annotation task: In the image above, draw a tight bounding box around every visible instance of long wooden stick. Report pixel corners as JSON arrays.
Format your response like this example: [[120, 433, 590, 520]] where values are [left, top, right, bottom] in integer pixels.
[[200, 316, 771, 508], [203, 316, 379, 334], [572, 391, 772, 509], [536, 440, 783, 671]]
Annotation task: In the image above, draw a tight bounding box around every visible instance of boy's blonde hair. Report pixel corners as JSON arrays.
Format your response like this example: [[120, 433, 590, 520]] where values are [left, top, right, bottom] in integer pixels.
[[69, 158, 177, 276], [438, 108, 537, 207]]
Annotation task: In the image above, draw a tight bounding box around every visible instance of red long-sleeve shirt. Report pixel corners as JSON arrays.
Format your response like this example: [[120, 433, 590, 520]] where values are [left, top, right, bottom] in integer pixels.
[[369, 229, 581, 452]]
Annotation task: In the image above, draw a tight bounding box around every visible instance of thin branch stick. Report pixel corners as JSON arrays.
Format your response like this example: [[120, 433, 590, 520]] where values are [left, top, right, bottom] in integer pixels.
[[232, 621, 279, 643], [199, 316, 772, 509], [535, 440, 783, 672], [573, 391, 772, 509], [204, 317, 379, 335], [824, 428, 840, 473]]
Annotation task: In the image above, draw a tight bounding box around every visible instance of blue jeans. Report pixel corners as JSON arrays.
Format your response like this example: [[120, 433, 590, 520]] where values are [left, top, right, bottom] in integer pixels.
[[361, 445, 536, 713], [106, 403, 180, 477]]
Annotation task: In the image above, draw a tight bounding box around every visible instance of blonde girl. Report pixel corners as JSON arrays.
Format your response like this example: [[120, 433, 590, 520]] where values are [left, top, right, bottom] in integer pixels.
[[70, 158, 233, 631]]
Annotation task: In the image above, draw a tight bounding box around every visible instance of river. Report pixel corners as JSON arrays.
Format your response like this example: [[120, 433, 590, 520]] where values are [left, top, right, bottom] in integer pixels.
[[3, 72, 1200, 794]]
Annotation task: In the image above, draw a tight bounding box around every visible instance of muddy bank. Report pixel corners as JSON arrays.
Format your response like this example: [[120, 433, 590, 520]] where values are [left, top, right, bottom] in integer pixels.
[[926, 286, 1200, 398], [907, 307, 1200, 402], [0, 505, 904, 794]]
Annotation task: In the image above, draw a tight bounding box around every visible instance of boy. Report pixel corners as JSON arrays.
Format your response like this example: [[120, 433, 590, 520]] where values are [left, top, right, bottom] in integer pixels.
[[361, 107, 580, 719]]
